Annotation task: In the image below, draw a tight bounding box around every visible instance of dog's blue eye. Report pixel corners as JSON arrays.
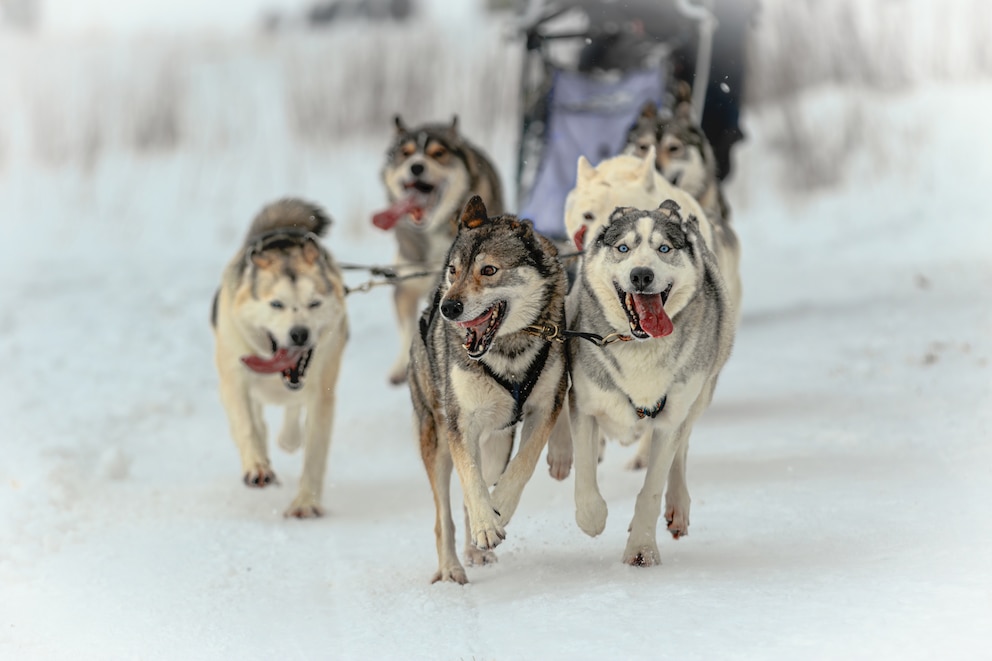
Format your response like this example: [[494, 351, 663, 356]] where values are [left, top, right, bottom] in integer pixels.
[[480, 265, 498, 276], [270, 300, 284, 309], [617, 244, 629, 253], [659, 245, 671, 254], [308, 300, 321, 309]]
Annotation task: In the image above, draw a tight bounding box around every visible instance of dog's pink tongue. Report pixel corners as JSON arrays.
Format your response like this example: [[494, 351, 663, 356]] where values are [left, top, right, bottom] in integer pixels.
[[241, 348, 303, 374], [573, 225, 588, 251], [372, 197, 422, 230], [632, 293, 673, 337]]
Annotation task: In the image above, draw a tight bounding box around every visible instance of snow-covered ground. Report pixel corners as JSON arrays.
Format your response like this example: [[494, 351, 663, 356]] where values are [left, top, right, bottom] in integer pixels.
[[1, 30, 991, 661]]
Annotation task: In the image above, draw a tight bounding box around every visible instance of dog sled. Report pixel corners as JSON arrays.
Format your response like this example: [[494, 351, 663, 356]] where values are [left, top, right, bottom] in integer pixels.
[[515, 0, 720, 239]]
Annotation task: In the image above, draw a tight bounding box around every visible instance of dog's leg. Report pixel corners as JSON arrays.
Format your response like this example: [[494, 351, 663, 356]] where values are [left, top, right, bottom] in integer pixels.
[[491, 405, 559, 527], [286, 342, 344, 518], [622, 425, 682, 567], [625, 428, 653, 471], [388, 283, 420, 385], [277, 405, 303, 453], [546, 399, 573, 481], [572, 406, 607, 537], [448, 421, 505, 552], [464, 428, 513, 566], [422, 419, 465, 583], [285, 404, 333, 518], [219, 378, 275, 487], [664, 441, 691, 539]]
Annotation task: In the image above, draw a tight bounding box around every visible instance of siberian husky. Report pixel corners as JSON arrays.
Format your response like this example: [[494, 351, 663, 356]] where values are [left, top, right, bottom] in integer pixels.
[[374, 116, 504, 385], [624, 100, 734, 235], [409, 196, 568, 584], [212, 199, 348, 518], [555, 147, 741, 470], [567, 202, 737, 566]]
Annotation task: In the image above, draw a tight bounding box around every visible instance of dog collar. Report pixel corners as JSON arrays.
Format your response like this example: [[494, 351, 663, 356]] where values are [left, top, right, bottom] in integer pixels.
[[630, 395, 667, 420]]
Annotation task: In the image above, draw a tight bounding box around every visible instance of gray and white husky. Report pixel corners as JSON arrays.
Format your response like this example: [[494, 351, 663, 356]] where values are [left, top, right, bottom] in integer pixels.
[[408, 196, 568, 584], [375, 116, 504, 385], [624, 100, 734, 235], [567, 201, 737, 566]]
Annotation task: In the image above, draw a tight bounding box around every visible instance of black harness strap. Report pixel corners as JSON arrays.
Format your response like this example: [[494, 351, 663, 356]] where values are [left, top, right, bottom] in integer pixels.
[[481, 341, 553, 427]]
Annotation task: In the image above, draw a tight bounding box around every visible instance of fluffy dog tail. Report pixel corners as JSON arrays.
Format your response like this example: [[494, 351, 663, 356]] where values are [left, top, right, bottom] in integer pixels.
[[245, 198, 331, 244]]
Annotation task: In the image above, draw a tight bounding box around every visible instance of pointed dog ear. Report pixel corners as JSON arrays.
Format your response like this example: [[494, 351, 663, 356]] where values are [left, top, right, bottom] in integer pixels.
[[448, 115, 460, 139], [459, 195, 488, 230], [302, 238, 321, 265], [658, 199, 682, 219], [576, 155, 596, 184], [639, 100, 658, 120], [249, 250, 273, 269], [640, 147, 656, 192], [393, 115, 407, 134]]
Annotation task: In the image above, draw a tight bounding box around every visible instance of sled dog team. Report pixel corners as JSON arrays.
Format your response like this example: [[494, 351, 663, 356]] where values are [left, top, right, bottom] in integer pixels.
[[212, 105, 741, 584]]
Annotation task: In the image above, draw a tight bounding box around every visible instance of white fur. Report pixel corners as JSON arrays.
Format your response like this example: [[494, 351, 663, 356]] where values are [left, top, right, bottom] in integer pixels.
[[214, 246, 347, 518]]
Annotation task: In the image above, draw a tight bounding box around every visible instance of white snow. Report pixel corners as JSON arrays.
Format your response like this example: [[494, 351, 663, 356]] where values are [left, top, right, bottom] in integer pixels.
[[2, 29, 991, 661]]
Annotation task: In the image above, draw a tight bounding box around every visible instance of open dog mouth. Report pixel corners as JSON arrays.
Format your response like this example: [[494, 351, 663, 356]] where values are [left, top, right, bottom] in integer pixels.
[[370, 180, 442, 230], [405, 180, 436, 195], [456, 300, 506, 359], [239, 333, 314, 390], [615, 282, 674, 338]]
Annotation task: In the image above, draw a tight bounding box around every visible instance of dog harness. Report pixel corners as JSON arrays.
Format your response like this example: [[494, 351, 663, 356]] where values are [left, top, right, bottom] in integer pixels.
[[481, 341, 553, 427], [630, 395, 668, 419]]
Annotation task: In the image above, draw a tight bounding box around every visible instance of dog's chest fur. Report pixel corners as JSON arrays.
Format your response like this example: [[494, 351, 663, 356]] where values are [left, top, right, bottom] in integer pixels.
[[445, 328, 561, 429], [568, 275, 720, 435]]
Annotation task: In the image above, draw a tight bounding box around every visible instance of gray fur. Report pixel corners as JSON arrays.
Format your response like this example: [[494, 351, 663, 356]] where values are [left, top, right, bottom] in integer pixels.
[[566, 202, 738, 565], [408, 200, 568, 584]]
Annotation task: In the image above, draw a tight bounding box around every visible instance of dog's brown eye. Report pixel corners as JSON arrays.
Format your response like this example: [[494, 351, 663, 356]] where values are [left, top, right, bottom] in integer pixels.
[[667, 143, 683, 155], [401, 143, 416, 157], [583, 212, 594, 221], [308, 300, 322, 309], [428, 146, 447, 159], [270, 300, 284, 309], [480, 265, 498, 277], [448, 264, 456, 275]]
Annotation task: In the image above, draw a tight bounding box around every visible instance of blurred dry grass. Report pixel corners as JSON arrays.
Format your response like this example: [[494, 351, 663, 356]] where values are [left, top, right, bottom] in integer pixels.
[[1, 0, 989, 190]]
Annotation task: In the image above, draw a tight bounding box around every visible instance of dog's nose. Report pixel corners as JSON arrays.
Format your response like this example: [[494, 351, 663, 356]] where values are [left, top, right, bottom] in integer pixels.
[[410, 162, 425, 177], [289, 326, 310, 346], [440, 299, 463, 320], [630, 267, 655, 292]]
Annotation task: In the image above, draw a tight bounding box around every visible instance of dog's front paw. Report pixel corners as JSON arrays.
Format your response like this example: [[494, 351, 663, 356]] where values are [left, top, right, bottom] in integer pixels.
[[243, 464, 277, 488], [546, 443, 572, 481], [465, 546, 498, 567], [284, 494, 324, 519], [431, 565, 469, 585], [575, 494, 608, 537], [665, 504, 690, 540], [469, 508, 506, 551], [623, 541, 661, 567], [388, 360, 409, 386]]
